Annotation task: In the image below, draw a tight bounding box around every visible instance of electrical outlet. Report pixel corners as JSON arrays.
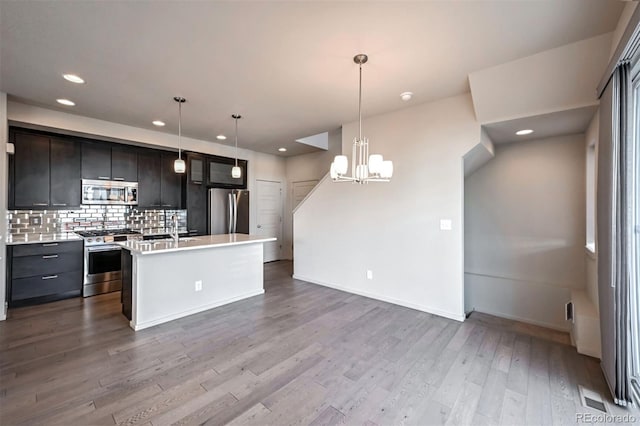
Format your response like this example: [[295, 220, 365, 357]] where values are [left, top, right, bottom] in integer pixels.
[[366, 270, 373, 280], [440, 219, 452, 231], [195, 280, 203, 291]]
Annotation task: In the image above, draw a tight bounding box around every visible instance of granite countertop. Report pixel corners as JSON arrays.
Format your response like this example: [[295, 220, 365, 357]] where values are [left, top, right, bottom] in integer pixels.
[[6, 233, 83, 245], [118, 234, 276, 255]]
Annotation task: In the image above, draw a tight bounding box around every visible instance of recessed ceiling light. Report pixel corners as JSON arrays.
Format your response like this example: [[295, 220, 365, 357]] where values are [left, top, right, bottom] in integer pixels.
[[62, 74, 85, 84], [278, 147, 287, 152], [216, 135, 227, 140], [152, 120, 165, 127], [56, 98, 75, 106], [516, 129, 534, 136], [400, 91, 413, 101]]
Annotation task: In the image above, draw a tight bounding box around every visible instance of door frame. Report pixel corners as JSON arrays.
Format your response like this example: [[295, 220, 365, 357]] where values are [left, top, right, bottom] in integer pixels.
[[255, 179, 283, 261]]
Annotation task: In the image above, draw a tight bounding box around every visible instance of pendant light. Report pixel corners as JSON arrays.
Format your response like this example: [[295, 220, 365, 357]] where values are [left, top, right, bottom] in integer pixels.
[[173, 96, 186, 174], [231, 114, 242, 179], [330, 54, 393, 183]]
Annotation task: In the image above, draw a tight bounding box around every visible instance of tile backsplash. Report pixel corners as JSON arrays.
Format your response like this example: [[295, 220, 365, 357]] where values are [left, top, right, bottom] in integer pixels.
[[7, 206, 187, 236]]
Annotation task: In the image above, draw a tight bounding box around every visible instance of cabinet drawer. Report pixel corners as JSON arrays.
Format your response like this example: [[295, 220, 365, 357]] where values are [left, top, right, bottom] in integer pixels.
[[12, 240, 83, 258], [12, 252, 83, 279], [11, 271, 83, 301]]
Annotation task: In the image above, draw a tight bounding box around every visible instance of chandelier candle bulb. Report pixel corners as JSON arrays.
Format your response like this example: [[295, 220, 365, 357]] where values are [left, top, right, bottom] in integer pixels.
[[334, 155, 349, 175], [381, 160, 394, 179], [368, 154, 383, 175]]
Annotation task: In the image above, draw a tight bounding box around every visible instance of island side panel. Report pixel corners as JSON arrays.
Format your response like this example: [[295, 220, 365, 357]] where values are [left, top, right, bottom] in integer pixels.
[[121, 249, 132, 321], [131, 243, 264, 330]]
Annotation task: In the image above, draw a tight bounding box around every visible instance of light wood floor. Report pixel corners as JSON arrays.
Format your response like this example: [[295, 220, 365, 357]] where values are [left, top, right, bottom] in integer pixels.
[[0, 261, 636, 425]]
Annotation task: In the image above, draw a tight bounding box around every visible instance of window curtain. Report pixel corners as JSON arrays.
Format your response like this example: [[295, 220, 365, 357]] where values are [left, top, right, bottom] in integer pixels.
[[597, 62, 634, 406]]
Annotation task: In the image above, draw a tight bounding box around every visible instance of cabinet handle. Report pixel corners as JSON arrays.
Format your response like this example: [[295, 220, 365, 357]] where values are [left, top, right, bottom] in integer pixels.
[[113, 177, 125, 181], [192, 181, 203, 185], [32, 203, 48, 206], [52, 203, 67, 206], [41, 275, 58, 280], [42, 255, 58, 259], [42, 243, 58, 247], [162, 204, 172, 207], [98, 176, 110, 180]]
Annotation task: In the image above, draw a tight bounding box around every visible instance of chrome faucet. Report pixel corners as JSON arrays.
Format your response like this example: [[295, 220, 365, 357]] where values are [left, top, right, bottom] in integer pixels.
[[170, 214, 179, 242]]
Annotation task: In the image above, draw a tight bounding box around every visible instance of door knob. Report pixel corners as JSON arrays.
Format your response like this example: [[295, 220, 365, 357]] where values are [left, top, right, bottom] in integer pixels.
[[257, 225, 262, 228]]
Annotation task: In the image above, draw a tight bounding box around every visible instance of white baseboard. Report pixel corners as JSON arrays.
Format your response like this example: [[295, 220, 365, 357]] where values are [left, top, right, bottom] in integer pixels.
[[131, 289, 265, 331], [293, 274, 465, 322], [471, 307, 570, 332]]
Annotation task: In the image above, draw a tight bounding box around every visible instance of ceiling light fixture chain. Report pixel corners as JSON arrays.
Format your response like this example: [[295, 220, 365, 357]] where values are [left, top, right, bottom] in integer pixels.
[[173, 96, 186, 174], [330, 54, 393, 184]]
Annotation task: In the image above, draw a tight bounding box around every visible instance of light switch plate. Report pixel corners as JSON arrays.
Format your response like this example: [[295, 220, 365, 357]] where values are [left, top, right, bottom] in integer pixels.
[[440, 219, 452, 231]]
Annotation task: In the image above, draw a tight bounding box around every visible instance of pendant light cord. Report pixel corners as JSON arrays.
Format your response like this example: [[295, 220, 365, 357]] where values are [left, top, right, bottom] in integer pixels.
[[234, 117, 239, 167], [178, 100, 182, 160], [358, 61, 362, 141]]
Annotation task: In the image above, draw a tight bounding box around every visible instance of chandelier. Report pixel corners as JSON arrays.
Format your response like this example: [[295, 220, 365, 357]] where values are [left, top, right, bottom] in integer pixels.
[[330, 54, 393, 183]]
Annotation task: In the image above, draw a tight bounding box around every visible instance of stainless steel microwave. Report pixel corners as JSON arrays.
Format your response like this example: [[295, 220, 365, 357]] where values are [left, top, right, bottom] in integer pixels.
[[81, 179, 138, 205]]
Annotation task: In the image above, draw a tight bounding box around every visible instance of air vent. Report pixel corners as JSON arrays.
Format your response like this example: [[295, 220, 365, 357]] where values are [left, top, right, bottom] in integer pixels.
[[579, 385, 608, 413]]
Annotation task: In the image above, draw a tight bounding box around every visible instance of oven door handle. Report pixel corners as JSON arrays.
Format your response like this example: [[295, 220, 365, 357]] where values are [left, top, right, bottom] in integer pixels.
[[87, 245, 122, 253]]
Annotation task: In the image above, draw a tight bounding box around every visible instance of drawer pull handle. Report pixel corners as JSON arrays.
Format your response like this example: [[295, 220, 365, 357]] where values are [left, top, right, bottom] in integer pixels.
[[42, 255, 58, 259], [42, 275, 58, 280], [42, 243, 59, 247], [98, 176, 110, 180], [52, 203, 67, 206], [32, 203, 48, 206], [113, 177, 125, 181]]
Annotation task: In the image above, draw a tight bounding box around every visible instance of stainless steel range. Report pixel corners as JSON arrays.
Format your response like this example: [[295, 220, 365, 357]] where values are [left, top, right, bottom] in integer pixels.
[[76, 229, 142, 297]]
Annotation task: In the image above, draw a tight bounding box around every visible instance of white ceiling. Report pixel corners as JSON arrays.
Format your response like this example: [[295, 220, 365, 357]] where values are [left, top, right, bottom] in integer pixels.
[[0, 1, 624, 156], [483, 105, 599, 145]]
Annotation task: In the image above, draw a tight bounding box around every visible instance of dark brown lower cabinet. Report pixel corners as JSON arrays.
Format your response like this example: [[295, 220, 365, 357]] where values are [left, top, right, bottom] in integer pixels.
[[7, 240, 84, 307]]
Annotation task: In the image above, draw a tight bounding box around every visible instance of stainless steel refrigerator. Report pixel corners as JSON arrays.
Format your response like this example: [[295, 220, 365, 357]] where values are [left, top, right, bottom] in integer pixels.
[[208, 189, 250, 234]]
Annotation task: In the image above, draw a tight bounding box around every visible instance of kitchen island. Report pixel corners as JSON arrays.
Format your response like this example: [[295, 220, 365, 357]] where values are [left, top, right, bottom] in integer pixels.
[[119, 234, 276, 330]]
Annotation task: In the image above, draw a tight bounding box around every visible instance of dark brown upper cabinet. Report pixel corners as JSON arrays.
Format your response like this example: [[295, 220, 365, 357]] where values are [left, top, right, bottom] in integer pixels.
[[137, 150, 162, 208], [111, 146, 138, 182], [12, 132, 50, 208], [160, 153, 182, 208], [50, 137, 81, 208], [81, 142, 111, 180], [207, 157, 247, 189], [10, 131, 81, 209]]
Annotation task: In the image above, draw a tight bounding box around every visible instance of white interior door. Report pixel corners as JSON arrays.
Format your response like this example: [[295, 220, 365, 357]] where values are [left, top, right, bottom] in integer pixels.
[[256, 180, 282, 262], [292, 180, 318, 209]]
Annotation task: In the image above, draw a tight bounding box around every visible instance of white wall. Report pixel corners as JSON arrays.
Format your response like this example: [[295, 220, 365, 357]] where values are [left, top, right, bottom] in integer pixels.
[[0, 93, 7, 320], [465, 134, 586, 330], [283, 128, 341, 259], [463, 128, 495, 177], [294, 93, 480, 321], [585, 112, 599, 313], [469, 33, 612, 124], [610, 1, 638, 60], [7, 102, 287, 251]]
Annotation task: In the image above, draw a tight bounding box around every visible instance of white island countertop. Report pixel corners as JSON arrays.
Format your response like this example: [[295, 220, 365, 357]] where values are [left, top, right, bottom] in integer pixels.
[[6, 232, 83, 245], [119, 233, 276, 255]]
